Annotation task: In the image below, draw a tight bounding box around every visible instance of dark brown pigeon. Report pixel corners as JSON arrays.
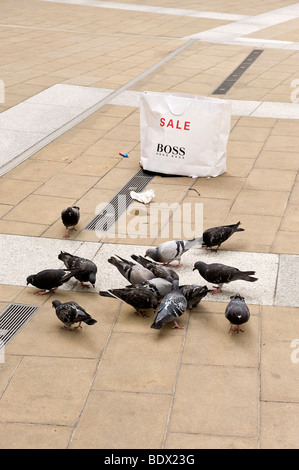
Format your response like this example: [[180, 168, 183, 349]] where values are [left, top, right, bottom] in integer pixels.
[[99, 286, 158, 317], [52, 300, 97, 330], [26, 269, 77, 295], [225, 294, 250, 333], [202, 222, 244, 251], [58, 251, 97, 288], [193, 261, 258, 294], [61, 206, 80, 238], [179, 284, 211, 310]]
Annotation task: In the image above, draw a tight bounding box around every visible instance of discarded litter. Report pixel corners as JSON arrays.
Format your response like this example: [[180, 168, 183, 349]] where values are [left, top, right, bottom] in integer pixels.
[[119, 152, 129, 158], [130, 188, 155, 204]]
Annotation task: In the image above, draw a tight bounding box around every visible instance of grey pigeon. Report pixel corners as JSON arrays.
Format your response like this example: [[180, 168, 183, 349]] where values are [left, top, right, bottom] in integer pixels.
[[151, 280, 187, 330], [193, 261, 258, 294], [225, 294, 250, 333], [99, 286, 158, 317], [131, 254, 179, 282], [26, 269, 76, 295], [58, 251, 97, 288], [52, 300, 97, 330], [145, 237, 202, 267], [179, 284, 211, 310], [202, 221, 244, 251], [108, 255, 154, 285], [61, 206, 80, 238], [129, 277, 173, 299]]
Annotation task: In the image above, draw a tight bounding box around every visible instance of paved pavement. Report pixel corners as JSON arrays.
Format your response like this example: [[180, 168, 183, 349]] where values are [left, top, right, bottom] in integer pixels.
[[0, 0, 299, 449]]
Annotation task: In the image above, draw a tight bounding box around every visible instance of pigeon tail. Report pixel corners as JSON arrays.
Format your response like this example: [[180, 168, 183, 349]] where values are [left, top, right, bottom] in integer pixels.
[[237, 271, 258, 282], [150, 321, 163, 330], [99, 290, 115, 298], [234, 221, 245, 232], [84, 318, 97, 325]]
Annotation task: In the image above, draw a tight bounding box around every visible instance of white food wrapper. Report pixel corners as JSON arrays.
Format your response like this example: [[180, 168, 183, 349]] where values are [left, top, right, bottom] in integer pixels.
[[130, 189, 155, 204]]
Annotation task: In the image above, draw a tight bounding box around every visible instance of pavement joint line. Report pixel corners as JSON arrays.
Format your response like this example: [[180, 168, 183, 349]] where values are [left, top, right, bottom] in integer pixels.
[[0, 23, 185, 41]]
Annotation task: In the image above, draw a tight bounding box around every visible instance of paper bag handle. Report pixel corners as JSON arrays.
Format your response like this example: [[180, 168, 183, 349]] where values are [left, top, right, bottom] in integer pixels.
[[165, 95, 195, 116]]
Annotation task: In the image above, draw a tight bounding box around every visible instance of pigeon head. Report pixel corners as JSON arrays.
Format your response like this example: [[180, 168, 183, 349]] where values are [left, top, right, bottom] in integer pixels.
[[52, 300, 62, 309], [58, 251, 66, 261], [26, 275, 35, 285], [193, 261, 206, 272], [230, 293, 245, 302], [89, 272, 96, 288], [145, 248, 158, 261]]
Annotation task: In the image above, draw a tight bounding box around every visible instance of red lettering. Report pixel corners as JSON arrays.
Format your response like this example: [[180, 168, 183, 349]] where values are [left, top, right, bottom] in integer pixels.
[[159, 117, 191, 130]]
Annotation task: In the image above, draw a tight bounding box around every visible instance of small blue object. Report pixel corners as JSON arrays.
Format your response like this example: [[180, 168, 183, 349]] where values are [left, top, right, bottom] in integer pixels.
[[119, 152, 129, 158]]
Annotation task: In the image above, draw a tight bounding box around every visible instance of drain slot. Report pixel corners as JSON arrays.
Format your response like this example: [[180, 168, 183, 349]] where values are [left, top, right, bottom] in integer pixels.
[[0, 303, 39, 349], [85, 169, 154, 231], [212, 49, 263, 95]]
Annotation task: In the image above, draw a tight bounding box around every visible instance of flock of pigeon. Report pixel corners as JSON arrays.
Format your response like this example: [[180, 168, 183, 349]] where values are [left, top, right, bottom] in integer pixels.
[[25, 206, 257, 334]]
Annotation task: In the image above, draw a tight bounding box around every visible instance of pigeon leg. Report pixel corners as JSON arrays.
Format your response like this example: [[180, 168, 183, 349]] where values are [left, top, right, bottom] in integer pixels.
[[211, 285, 221, 294], [74, 322, 82, 329], [80, 282, 90, 289], [63, 229, 70, 239], [70, 226, 77, 231], [172, 321, 184, 329], [135, 309, 148, 318], [228, 325, 244, 334], [235, 325, 244, 334], [35, 288, 57, 295]]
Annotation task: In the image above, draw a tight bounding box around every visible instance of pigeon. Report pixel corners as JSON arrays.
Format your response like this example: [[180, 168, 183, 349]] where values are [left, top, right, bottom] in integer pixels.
[[179, 285, 211, 310], [58, 251, 97, 288], [202, 222, 244, 251], [150, 280, 187, 330], [99, 286, 158, 317], [193, 261, 258, 294], [131, 254, 179, 282], [145, 237, 202, 267], [224, 294, 250, 333], [52, 300, 97, 330], [128, 277, 173, 299], [108, 255, 155, 285], [26, 269, 76, 295], [61, 206, 80, 238]]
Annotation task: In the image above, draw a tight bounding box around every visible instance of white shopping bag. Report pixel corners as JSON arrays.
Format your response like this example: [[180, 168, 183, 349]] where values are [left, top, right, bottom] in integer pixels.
[[140, 91, 231, 178]]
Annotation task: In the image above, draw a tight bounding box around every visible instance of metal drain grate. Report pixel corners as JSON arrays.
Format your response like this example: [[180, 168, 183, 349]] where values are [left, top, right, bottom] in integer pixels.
[[212, 49, 263, 95], [0, 303, 39, 350], [85, 168, 154, 231]]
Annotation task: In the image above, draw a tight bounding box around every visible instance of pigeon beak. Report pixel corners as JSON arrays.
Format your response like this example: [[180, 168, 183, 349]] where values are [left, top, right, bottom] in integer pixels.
[[192, 267, 196, 271]]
